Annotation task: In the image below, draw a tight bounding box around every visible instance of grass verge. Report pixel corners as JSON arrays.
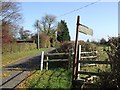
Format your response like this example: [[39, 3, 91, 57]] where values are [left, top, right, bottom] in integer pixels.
[[18, 68, 72, 89], [81, 64, 111, 73], [2, 48, 49, 66], [96, 45, 108, 60]]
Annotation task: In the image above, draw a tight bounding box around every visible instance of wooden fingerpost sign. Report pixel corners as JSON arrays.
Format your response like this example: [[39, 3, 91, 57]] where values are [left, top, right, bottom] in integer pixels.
[[72, 16, 80, 81], [72, 15, 93, 86]]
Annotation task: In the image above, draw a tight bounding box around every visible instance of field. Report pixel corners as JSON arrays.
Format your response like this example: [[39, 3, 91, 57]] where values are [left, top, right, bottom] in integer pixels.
[[96, 45, 109, 60]]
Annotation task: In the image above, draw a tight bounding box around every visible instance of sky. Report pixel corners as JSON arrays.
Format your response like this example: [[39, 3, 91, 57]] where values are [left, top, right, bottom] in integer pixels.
[[20, 1, 118, 41], [118, 1, 120, 35]]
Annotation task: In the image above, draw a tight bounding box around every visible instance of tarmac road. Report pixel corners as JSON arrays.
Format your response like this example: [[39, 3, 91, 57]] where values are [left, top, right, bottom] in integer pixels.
[[1, 48, 55, 89]]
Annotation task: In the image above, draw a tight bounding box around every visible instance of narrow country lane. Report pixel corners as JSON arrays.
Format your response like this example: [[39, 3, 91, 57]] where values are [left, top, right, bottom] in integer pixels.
[[1, 48, 55, 89]]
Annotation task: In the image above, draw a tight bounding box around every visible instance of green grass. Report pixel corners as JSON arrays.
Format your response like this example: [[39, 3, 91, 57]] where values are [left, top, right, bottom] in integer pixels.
[[26, 68, 72, 89], [2, 48, 49, 66], [81, 64, 111, 73], [96, 45, 109, 60]]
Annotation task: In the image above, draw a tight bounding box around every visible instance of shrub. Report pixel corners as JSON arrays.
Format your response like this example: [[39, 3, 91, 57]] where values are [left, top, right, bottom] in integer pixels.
[[82, 42, 96, 52], [2, 43, 37, 55], [39, 33, 50, 48], [98, 36, 120, 88], [53, 41, 97, 53]]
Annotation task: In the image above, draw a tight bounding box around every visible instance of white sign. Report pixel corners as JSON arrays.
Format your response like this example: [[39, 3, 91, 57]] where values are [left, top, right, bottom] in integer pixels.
[[78, 24, 93, 36]]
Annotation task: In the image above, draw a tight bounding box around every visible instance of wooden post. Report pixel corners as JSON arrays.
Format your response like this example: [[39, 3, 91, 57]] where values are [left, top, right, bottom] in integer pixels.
[[68, 49, 71, 69], [72, 16, 80, 81], [68, 49, 73, 69], [41, 51, 44, 70], [46, 55, 48, 70], [37, 20, 40, 49], [37, 28, 39, 49], [95, 51, 98, 60], [78, 45, 81, 79]]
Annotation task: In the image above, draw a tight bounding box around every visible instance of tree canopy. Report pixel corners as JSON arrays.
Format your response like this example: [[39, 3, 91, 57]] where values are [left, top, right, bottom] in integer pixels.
[[0, 2, 22, 25], [100, 38, 107, 45], [19, 27, 31, 40], [57, 20, 71, 42], [33, 14, 57, 47]]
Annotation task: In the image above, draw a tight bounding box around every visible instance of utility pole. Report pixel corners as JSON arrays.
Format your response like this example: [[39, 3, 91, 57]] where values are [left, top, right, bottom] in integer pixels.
[[37, 28, 39, 49], [37, 20, 40, 49]]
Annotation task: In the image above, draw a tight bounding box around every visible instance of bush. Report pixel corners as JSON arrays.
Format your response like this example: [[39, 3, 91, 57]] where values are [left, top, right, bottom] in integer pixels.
[[39, 33, 50, 48], [52, 41, 97, 53], [2, 43, 37, 55], [97, 36, 120, 89], [82, 42, 96, 52], [52, 41, 74, 53]]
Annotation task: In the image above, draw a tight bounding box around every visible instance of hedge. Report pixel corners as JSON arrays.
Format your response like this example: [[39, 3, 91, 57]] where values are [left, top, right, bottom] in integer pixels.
[[2, 43, 37, 55], [52, 41, 97, 53]]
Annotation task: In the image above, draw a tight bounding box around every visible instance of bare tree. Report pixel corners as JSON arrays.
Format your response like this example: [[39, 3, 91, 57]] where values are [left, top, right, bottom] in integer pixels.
[[41, 15, 57, 47], [33, 14, 57, 47], [34, 20, 42, 49], [41, 14, 56, 35], [0, 2, 22, 25], [19, 27, 31, 40], [1, 2, 22, 42], [34, 20, 42, 32]]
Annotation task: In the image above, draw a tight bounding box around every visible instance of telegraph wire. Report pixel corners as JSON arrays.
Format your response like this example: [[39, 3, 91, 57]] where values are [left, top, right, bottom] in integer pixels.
[[40, 0, 101, 30], [57, 0, 101, 18]]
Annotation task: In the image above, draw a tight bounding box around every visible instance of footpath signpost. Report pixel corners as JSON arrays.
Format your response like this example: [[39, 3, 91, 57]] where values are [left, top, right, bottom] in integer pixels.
[[79, 24, 93, 36], [72, 15, 93, 87]]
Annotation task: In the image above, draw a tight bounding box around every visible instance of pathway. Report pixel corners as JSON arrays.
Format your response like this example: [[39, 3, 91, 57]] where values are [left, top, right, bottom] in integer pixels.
[[1, 48, 55, 89]]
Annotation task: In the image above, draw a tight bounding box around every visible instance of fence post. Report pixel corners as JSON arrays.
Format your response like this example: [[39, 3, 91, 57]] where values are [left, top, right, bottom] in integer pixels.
[[41, 51, 44, 70], [96, 51, 98, 60], [46, 54, 49, 70], [78, 45, 81, 79], [68, 49, 73, 69]]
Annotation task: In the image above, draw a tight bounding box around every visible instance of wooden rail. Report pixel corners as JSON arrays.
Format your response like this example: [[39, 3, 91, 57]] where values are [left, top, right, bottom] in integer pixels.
[[81, 51, 97, 54], [40, 50, 98, 70], [81, 56, 97, 59], [45, 53, 69, 56], [77, 71, 105, 76], [79, 60, 111, 64], [45, 51, 98, 56], [40, 51, 70, 70], [40, 50, 110, 75], [77, 45, 98, 80], [44, 59, 68, 62]]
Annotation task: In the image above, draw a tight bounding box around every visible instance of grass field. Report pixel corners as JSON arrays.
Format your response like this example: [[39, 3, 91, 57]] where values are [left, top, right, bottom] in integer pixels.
[[96, 45, 109, 60], [2, 48, 49, 66], [19, 68, 72, 89], [81, 64, 111, 73]]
